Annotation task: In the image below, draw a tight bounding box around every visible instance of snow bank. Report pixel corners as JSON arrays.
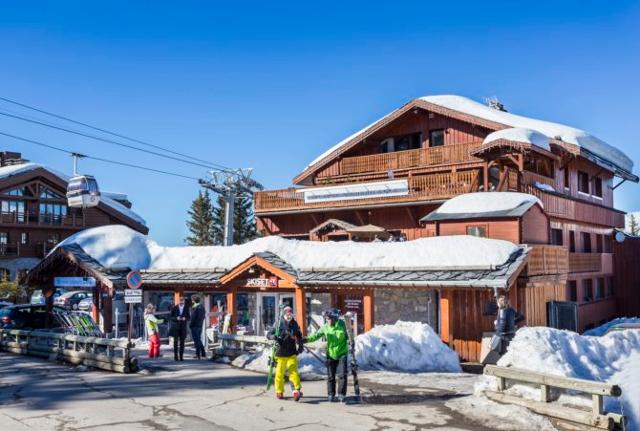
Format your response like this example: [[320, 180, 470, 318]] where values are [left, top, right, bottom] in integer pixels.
[[533, 182, 555, 193], [583, 317, 640, 336], [476, 326, 640, 428], [58, 225, 520, 271], [431, 192, 541, 215], [231, 345, 325, 380], [355, 321, 461, 372], [483, 127, 550, 151]]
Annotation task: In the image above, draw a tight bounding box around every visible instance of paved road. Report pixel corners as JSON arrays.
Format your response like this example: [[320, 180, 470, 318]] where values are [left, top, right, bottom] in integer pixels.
[[0, 352, 509, 430]]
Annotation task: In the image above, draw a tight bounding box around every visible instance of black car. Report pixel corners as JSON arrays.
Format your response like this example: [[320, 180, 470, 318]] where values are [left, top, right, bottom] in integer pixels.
[[0, 304, 66, 330]]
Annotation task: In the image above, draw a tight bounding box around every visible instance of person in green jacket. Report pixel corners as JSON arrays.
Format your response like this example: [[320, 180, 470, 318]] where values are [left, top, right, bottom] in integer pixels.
[[303, 308, 349, 402]]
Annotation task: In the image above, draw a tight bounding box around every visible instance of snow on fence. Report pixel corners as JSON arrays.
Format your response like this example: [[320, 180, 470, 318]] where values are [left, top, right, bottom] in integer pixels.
[[483, 365, 625, 430], [0, 329, 137, 373]]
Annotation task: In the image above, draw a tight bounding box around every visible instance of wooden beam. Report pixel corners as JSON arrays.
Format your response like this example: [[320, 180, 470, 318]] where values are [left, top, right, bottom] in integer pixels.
[[295, 287, 307, 335], [354, 210, 365, 225], [439, 293, 451, 344], [363, 289, 374, 332], [226, 288, 237, 331]]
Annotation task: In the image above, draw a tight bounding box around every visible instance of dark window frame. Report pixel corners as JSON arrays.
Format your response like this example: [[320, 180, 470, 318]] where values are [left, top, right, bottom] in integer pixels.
[[428, 129, 445, 147], [466, 224, 488, 238], [551, 228, 563, 246], [581, 232, 592, 253], [577, 171, 590, 194], [593, 177, 603, 198]]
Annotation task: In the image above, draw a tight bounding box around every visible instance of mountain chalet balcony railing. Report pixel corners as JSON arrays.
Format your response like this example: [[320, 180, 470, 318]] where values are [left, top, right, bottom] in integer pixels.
[[255, 170, 479, 213], [525, 246, 612, 276], [0, 211, 85, 228], [338, 142, 482, 176], [0, 242, 57, 258], [568, 252, 612, 274]]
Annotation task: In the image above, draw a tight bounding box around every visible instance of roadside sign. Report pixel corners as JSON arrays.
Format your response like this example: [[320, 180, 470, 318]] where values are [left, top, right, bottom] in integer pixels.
[[126, 270, 142, 289], [54, 277, 96, 288], [125, 295, 142, 304]]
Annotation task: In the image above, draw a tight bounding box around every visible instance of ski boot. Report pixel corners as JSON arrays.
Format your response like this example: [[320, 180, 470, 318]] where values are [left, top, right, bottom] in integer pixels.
[[276, 392, 284, 400], [327, 395, 336, 402], [293, 390, 302, 402]]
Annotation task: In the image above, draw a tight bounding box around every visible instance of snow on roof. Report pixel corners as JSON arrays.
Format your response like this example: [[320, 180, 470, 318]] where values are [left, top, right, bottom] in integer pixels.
[[482, 127, 550, 151], [303, 95, 633, 174], [0, 162, 146, 226], [58, 224, 521, 271], [421, 95, 632, 172], [428, 192, 541, 217]]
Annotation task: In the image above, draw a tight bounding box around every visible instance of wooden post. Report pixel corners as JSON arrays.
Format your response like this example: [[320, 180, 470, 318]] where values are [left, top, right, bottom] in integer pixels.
[[540, 384, 550, 402], [174, 288, 183, 305], [226, 288, 237, 331], [439, 293, 451, 344], [592, 394, 603, 415], [295, 286, 307, 335], [363, 289, 374, 332], [483, 163, 489, 191]]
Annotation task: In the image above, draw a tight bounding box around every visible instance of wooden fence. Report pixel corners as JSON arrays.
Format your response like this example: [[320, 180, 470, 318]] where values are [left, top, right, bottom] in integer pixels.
[[483, 365, 625, 430], [0, 329, 137, 373]]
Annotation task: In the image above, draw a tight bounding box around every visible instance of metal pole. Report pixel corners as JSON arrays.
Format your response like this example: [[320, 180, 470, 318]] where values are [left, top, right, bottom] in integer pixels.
[[127, 303, 133, 343], [223, 191, 235, 246]]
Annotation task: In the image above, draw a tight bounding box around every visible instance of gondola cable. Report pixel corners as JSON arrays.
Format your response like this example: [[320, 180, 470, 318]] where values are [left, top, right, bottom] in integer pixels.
[[0, 95, 232, 171]]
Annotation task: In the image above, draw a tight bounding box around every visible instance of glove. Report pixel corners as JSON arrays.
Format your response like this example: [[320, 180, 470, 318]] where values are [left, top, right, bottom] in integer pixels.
[[297, 343, 304, 354], [300, 336, 308, 344]]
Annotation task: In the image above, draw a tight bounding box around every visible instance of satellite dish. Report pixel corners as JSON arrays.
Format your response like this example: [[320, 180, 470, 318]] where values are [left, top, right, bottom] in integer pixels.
[[615, 231, 626, 243]]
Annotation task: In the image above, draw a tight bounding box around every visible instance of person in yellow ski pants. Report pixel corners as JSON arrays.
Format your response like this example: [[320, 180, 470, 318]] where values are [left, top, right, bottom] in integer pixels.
[[267, 306, 304, 401]]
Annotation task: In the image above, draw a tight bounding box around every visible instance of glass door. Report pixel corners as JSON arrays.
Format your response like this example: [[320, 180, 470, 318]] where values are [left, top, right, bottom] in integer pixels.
[[258, 294, 277, 335], [280, 294, 295, 313]]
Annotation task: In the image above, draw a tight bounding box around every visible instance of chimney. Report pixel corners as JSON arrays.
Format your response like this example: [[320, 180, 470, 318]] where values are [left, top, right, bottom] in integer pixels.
[[0, 151, 26, 167]]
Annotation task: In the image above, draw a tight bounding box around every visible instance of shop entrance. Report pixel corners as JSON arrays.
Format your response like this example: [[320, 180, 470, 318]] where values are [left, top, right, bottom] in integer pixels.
[[256, 292, 295, 335]]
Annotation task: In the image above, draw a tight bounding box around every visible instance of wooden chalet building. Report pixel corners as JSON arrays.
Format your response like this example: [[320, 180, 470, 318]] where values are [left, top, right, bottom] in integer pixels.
[[0, 151, 148, 280], [251, 95, 639, 358]]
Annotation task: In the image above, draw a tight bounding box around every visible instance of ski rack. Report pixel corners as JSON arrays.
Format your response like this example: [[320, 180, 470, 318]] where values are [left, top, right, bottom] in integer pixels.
[[52, 309, 103, 337]]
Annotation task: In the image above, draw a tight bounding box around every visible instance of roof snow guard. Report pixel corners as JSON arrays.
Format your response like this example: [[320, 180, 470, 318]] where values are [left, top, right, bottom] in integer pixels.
[[297, 95, 637, 184]]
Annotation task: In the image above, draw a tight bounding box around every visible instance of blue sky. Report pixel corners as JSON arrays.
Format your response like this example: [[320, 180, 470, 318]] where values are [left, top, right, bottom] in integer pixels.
[[1, 1, 639, 245]]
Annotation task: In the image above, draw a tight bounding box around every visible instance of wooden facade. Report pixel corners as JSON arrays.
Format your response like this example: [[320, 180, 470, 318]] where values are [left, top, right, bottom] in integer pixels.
[[253, 96, 638, 360]]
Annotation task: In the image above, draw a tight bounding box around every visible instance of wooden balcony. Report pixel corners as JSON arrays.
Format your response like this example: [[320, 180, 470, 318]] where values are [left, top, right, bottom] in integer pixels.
[[524, 245, 569, 276], [521, 171, 556, 190], [520, 184, 625, 228], [568, 253, 606, 273], [255, 170, 479, 213], [339, 142, 482, 176], [0, 211, 85, 228]]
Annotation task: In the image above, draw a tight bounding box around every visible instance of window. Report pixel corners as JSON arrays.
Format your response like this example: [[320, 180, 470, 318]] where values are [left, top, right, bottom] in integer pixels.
[[593, 177, 603, 198], [604, 235, 613, 253], [569, 231, 576, 252], [0, 232, 7, 245], [1, 200, 26, 222], [607, 277, 615, 297], [20, 232, 28, 245], [429, 129, 445, 147], [564, 167, 570, 189], [583, 279, 593, 302], [595, 278, 605, 300], [39, 203, 68, 225], [6, 187, 29, 196], [595, 234, 603, 253], [581, 232, 592, 253], [578, 171, 589, 194], [394, 133, 421, 152], [47, 234, 59, 245], [40, 188, 64, 199], [568, 280, 577, 302], [551, 228, 563, 246], [466, 225, 487, 238]]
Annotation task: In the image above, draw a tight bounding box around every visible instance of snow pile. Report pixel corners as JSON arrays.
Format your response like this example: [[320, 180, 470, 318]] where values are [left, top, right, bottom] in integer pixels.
[[483, 127, 550, 151], [231, 345, 326, 380], [58, 225, 520, 271], [533, 182, 555, 193], [431, 192, 541, 215], [355, 321, 461, 372], [583, 317, 640, 336], [420, 95, 633, 172], [476, 326, 640, 428]]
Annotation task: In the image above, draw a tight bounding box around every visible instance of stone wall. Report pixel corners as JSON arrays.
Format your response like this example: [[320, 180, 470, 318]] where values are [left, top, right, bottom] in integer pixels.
[[374, 288, 439, 332]]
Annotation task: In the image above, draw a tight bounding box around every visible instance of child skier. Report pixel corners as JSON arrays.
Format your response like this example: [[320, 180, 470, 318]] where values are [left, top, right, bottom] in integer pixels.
[[266, 306, 304, 401], [302, 308, 349, 402], [144, 303, 164, 358]]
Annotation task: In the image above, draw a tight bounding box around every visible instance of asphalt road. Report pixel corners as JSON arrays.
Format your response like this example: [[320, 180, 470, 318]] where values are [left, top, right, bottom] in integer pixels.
[[0, 352, 511, 431]]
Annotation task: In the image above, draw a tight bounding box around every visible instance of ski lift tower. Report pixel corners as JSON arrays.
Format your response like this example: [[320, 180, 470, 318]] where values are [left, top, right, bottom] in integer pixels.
[[199, 169, 263, 246]]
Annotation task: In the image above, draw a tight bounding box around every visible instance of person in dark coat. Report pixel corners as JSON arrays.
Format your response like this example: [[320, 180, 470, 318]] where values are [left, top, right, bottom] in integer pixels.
[[494, 295, 525, 355], [189, 295, 206, 359], [266, 306, 304, 401], [170, 297, 191, 361]]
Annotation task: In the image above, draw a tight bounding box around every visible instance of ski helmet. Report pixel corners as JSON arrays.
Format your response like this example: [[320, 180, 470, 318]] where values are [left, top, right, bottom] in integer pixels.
[[323, 308, 341, 320]]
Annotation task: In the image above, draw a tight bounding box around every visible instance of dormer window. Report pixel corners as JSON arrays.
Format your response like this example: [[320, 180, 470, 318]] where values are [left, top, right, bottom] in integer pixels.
[[577, 171, 589, 194], [429, 129, 445, 147]]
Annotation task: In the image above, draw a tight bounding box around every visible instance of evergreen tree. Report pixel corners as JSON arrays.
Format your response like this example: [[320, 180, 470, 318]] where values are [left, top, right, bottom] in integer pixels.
[[212, 192, 259, 245], [185, 190, 215, 245], [629, 213, 640, 236]]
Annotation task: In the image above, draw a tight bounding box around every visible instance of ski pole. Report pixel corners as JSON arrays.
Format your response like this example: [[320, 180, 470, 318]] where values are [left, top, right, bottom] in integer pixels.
[[303, 345, 327, 365]]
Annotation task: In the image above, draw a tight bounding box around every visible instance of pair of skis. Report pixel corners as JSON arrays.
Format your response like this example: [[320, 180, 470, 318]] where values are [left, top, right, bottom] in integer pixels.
[[343, 312, 361, 402]]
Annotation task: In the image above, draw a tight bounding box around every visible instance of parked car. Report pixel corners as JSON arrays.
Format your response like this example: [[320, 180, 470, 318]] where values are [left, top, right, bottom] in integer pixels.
[[0, 304, 66, 330], [54, 291, 91, 310], [0, 300, 14, 309], [30, 289, 68, 305], [77, 294, 94, 312], [78, 292, 125, 314]]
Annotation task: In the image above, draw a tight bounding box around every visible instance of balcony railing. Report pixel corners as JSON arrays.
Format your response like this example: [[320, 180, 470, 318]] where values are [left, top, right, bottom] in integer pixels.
[[339, 142, 482, 176], [0, 211, 85, 228], [568, 253, 604, 273], [521, 171, 556, 190], [524, 245, 569, 276], [255, 170, 479, 213]]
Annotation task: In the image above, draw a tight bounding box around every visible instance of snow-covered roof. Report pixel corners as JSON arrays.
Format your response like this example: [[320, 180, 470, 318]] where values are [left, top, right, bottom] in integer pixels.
[[482, 127, 551, 151], [0, 162, 146, 227], [303, 95, 633, 175], [422, 192, 542, 223], [57, 224, 522, 272]]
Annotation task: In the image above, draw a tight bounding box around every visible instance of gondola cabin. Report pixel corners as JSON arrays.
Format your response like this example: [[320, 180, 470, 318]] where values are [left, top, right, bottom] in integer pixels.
[[67, 174, 100, 208]]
